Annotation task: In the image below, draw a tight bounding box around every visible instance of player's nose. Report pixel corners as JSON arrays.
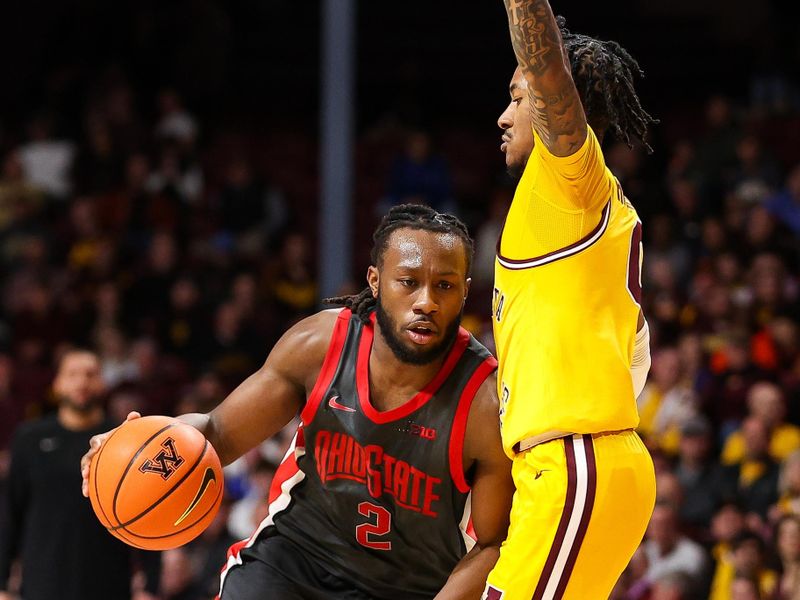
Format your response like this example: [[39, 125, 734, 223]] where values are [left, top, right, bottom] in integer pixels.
[[498, 102, 514, 131], [412, 285, 439, 315]]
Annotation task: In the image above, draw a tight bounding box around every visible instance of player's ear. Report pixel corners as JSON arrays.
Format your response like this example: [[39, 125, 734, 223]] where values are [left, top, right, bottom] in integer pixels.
[[464, 277, 471, 303], [367, 265, 379, 298]]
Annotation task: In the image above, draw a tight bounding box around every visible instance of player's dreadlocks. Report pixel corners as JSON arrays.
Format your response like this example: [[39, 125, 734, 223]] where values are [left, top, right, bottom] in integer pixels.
[[324, 204, 474, 323], [557, 16, 658, 153]]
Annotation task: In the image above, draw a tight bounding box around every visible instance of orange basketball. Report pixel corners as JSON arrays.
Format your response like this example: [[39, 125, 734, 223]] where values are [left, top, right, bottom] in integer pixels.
[[88, 415, 224, 550]]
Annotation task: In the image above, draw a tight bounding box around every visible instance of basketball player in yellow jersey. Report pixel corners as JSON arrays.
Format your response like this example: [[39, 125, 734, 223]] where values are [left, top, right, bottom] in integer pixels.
[[483, 3, 659, 599]]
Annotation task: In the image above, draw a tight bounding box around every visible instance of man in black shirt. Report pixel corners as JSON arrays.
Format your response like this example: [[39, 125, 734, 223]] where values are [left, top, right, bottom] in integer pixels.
[[0, 350, 158, 600]]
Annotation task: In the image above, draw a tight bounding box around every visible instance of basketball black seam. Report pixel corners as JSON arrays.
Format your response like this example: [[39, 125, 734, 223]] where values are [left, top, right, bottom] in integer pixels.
[[111, 422, 177, 529], [93, 425, 142, 547], [119, 481, 223, 540], [110, 439, 209, 530]]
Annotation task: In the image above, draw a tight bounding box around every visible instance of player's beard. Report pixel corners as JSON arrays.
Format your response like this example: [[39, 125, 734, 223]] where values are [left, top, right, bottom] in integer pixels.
[[507, 154, 528, 181], [375, 296, 461, 366]]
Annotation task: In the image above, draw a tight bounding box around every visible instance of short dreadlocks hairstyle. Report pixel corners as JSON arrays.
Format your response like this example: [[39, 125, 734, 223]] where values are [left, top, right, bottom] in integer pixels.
[[324, 204, 474, 323], [557, 16, 658, 153]]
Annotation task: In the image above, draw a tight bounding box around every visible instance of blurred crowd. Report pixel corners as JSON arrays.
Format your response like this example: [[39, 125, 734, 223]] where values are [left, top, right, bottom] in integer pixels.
[[1, 63, 800, 599]]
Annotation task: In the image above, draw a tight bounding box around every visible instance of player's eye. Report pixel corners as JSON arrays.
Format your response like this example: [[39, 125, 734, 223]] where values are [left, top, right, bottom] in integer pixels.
[[399, 279, 416, 287], [439, 281, 454, 290], [513, 97, 523, 105]]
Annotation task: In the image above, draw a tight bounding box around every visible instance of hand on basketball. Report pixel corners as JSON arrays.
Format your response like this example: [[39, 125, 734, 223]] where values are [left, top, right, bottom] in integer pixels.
[[81, 411, 141, 498]]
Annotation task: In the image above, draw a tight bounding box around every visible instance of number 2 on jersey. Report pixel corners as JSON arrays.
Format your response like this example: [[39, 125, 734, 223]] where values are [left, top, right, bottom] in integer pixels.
[[356, 502, 392, 551]]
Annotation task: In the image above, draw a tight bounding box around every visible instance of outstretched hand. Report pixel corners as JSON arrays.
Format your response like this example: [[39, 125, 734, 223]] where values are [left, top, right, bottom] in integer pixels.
[[80, 411, 141, 498]]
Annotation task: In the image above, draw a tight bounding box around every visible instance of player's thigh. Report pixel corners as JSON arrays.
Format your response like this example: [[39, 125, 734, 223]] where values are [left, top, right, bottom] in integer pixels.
[[561, 431, 656, 598], [485, 439, 571, 599], [220, 556, 307, 600]]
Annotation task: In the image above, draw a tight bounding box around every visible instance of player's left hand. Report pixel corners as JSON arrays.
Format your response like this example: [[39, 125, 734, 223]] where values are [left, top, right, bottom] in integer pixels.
[[80, 411, 141, 497]]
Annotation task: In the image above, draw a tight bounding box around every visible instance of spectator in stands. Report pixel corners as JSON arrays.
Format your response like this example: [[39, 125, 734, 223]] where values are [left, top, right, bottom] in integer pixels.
[[773, 450, 800, 519], [720, 417, 780, 520], [675, 416, 727, 528], [0, 349, 158, 600], [228, 458, 276, 540], [709, 531, 777, 600], [649, 571, 694, 600], [15, 113, 76, 200], [384, 130, 453, 212], [765, 163, 800, 235], [773, 515, 800, 599], [159, 548, 202, 600], [638, 347, 700, 455], [644, 503, 709, 595], [722, 382, 800, 465]]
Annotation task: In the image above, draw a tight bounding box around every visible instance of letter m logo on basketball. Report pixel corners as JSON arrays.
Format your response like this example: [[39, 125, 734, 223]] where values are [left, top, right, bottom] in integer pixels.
[[139, 437, 185, 480]]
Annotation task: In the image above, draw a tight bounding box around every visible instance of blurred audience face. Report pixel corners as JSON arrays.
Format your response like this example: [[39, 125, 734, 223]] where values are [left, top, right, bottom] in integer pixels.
[[747, 382, 786, 429], [742, 417, 770, 460], [159, 548, 195, 598], [745, 207, 775, 247], [650, 578, 687, 600], [108, 390, 143, 424], [125, 153, 150, 190], [677, 334, 703, 374], [787, 163, 800, 198], [679, 428, 710, 465], [406, 131, 432, 163], [148, 232, 177, 273], [730, 577, 760, 600], [670, 179, 698, 217], [656, 472, 684, 509], [53, 351, 105, 412], [231, 273, 257, 315], [214, 302, 242, 342], [777, 516, 800, 563], [732, 537, 764, 577], [170, 277, 199, 312], [647, 504, 680, 552], [652, 348, 682, 391], [702, 217, 727, 253], [711, 503, 745, 543], [707, 95, 732, 128], [780, 451, 800, 496], [130, 338, 159, 378]]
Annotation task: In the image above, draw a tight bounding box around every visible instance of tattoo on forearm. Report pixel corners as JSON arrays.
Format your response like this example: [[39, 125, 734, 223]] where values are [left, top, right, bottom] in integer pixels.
[[504, 0, 561, 77], [503, 0, 586, 154]]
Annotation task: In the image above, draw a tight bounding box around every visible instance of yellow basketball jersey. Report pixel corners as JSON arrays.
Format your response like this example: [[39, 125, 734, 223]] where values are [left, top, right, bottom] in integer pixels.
[[493, 127, 642, 457]]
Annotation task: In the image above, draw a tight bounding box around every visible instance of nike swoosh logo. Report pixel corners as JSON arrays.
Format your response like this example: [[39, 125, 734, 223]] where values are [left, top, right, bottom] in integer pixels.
[[534, 469, 550, 480], [328, 395, 355, 413], [174, 467, 217, 526]]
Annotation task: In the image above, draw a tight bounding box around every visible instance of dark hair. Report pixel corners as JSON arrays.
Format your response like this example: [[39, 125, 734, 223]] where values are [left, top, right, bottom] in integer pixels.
[[557, 16, 658, 152], [324, 204, 474, 323]]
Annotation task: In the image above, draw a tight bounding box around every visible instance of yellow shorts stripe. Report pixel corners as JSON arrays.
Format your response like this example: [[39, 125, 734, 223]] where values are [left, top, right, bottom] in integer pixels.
[[533, 435, 596, 599], [484, 430, 655, 600]]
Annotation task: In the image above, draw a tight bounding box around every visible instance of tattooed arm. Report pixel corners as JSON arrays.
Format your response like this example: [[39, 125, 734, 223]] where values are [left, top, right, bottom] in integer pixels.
[[503, 0, 587, 157]]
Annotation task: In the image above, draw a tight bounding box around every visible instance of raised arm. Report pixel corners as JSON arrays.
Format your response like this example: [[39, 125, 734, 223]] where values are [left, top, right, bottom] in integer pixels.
[[436, 375, 514, 600], [503, 0, 587, 156], [82, 310, 338, 495]]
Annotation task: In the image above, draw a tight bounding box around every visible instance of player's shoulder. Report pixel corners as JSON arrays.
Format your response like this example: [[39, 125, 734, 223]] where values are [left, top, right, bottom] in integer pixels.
[[273, 308, 348, 364]]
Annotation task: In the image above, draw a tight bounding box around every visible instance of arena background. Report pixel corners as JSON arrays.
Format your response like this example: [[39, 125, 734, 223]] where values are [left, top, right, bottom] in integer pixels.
[[1, 1, 800, 598]]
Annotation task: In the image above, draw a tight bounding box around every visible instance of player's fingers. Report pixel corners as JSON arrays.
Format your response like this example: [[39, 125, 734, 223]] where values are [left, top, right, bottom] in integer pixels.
[[126, 411, 142, 421]]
